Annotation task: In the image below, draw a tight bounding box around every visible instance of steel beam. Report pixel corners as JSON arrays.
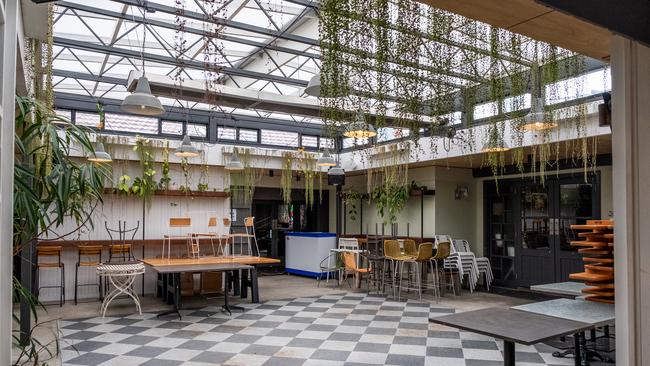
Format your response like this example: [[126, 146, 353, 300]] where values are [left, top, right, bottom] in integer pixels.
[[53, 36, 309, 87]]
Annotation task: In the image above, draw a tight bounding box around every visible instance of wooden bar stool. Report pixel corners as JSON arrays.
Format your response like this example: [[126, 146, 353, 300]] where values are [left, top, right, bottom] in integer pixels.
[[35, 246, 65, 307], [75, 245, 103, 305]]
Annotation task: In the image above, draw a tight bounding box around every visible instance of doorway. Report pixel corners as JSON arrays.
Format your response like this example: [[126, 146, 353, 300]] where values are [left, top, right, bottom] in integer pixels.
[[484, 173, 601, 287]]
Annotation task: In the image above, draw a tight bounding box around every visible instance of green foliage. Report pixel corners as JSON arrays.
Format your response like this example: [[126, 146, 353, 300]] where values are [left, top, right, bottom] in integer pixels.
[[133, 137, 157, 204], [14, 96, 109, 250], [281, 152, 293, 205], [117, 175, 131, 196], [159, 140, 171, 190], [371, 183, 409, 224], [342, 188, 362, 221], [229, 149, 261, 204]]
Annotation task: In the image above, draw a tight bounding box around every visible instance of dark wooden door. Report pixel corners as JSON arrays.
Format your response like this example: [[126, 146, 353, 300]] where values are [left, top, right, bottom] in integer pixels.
[[517, 182, 556, 285]]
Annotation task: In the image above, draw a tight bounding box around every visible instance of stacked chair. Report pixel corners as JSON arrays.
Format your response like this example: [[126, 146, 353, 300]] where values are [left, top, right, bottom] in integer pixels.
[[454, 239, 493, 290]]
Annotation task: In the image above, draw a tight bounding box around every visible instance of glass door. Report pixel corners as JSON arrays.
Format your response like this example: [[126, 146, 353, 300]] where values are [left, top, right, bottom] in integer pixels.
[[554, 177, 599, 281], [517, 183, 556, 285]]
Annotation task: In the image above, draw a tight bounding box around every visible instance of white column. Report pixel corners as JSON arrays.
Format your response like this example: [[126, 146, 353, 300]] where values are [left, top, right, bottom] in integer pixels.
[[0, 0, 18, 363], [611, 35, 650, 365]]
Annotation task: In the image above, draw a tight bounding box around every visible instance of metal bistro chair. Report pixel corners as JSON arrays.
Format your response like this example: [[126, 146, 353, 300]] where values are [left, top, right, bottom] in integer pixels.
[[365, 235, 385, 294], [318, 251, 342, 288], [35, 246, 66, 306], [74, 245, 103, 305], [163, 217, 192, 259], [105, 221, 139, 262]]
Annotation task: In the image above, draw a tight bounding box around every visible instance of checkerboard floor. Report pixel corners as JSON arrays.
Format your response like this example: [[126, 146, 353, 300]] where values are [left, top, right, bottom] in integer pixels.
[[60, 292, 579, 366]]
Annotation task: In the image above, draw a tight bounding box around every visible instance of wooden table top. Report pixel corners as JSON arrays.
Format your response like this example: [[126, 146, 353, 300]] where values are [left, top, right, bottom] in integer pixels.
[[430, 307, 591, 345], [142, 256, 280, 267]]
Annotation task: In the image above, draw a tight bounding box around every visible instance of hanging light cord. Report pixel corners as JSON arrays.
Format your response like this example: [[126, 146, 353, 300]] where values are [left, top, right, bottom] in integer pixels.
[[140, 0, 147, 74]]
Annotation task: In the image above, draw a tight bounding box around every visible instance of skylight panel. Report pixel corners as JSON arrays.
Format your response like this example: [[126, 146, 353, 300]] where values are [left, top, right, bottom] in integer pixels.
[[261, 130, 299, 147], [105, 113, 159, 134]]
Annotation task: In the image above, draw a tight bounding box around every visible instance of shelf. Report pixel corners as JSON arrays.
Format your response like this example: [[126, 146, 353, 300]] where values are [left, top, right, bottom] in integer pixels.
[[104, 188, 229, 198]]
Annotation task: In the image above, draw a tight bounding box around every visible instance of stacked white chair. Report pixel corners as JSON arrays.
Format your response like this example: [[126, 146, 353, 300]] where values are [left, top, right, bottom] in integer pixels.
[[455, 239, 493, 290], [450, 239, 479, 293]]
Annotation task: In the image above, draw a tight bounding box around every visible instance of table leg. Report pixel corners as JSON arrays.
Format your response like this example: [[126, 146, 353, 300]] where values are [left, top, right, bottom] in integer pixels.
[[240, 269, 249, 299], [250, 267, 259, 303], [503, 340, 515, 366], [157, 272, 182, 320], [232, 270, 241, 296], [574, 332, 581, 366], [222, 270, 245, 315]]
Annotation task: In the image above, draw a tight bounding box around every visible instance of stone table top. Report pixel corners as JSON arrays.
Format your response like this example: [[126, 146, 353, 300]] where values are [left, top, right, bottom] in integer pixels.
[[511, 298, 615, 326], [530, 281, 587, 298]]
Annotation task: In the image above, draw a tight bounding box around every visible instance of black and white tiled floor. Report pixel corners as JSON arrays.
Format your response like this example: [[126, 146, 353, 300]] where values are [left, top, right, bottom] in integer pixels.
[[61, 293, 575, 366]]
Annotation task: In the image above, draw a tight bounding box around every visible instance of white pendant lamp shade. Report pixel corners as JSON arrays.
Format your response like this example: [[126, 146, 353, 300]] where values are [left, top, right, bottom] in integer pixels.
[[174, 134, 200, 157], [520, 97, 557, 131], [343, 111, 377, 138], [87, 142, 112, 163], [317, 149, 337, 167], [225, 151, 244, 170], [304, 74, 321, 97], [121, 76, 165, 116], [328, 165, 345, 176]]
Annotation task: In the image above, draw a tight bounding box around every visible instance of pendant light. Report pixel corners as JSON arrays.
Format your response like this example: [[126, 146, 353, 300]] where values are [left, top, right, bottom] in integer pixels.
[[482, 133, 510, 153], [87, 141, 112, 163], [328, 165, 345, 176], [121, 3, 165, 116], [519, 61, 556, 131], [175, 134, 199, 157], [343, 110, 377, 138], [304, 74, 321, 97], [317, 149, 336, 167], [225, 149, 244, 171]]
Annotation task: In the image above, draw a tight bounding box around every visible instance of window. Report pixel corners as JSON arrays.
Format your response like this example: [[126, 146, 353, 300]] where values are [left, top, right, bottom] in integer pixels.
[[261, 130, 299, 147], [187, 123, 207, 138], [55, 109, 72, 121], [503, 94, 531, 113], [343, 137, 369, 148], [105, 113, 158, 134], [301, 135, 318, 148], [377, 128, 410, 142], [546, 68, 611, 105], [75, 112, 100, 128], [238, 129, 258, 142], [320, 138, 335, 149], [218, 127, 236, 140], [474, 101, 499, 120], [161, 120, 183, 135]]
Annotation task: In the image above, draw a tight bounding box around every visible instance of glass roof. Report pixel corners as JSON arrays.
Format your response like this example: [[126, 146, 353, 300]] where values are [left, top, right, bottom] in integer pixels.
[[51, 0, 605, 133]]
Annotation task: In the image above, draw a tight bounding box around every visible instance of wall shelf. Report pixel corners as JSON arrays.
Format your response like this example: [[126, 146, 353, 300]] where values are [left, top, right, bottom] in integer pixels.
[[104, 188, 229, 198]]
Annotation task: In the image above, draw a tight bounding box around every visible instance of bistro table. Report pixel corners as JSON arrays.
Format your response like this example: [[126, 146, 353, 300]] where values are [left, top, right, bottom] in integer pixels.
[[97, 262, 145, 318], [530, 281, 587, 299], [430, 307, 592, 366], [512, 298, 615, 364]]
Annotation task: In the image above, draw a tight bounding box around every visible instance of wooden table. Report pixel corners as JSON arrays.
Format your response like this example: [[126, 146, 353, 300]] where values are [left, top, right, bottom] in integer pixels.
[[430, 307, 592, 366]]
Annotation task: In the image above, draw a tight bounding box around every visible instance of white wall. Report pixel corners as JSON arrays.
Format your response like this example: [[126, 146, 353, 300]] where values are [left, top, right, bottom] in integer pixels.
[[433, 167, 478, 247]]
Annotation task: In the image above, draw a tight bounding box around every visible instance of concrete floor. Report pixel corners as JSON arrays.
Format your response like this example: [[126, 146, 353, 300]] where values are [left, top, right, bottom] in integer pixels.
[[12, 274, 532, 365]]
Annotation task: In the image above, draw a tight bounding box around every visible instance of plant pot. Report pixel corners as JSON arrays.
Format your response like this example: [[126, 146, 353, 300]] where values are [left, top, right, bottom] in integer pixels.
[[507, 246, 515, 257], [494, 233, 502, 240], [495, 240, 504, 248]]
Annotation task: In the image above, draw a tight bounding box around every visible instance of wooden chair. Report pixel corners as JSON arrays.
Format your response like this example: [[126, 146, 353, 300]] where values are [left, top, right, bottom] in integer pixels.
[[244, 216, 260, 257], [35, 246, 65, 306], [74, 245, 103, 305]]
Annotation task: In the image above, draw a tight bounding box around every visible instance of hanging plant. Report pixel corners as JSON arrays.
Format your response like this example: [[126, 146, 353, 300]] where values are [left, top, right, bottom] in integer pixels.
[[342, 188, 362, 221], [281, 152, 293, 205], [159, 140, 171, 191], [117, 175, 131, 196], [133, 137, 157, 204], [197, 147, 209, 192], [180, 156, 191, 193], [229, 148, 262, 204], [371, 183, 409, 224]]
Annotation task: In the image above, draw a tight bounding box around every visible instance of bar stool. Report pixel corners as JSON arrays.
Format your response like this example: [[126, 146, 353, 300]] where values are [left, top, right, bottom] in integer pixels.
[[244, 216, 260, 257], [382, 240, 410, 297], [35, 246, 65, 307], [105, 221, 139, 262], [75, 245, 103, 305], [398, 243, 433, 301], [431, 241, 456, 296], [403, 239, 418, 256]]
